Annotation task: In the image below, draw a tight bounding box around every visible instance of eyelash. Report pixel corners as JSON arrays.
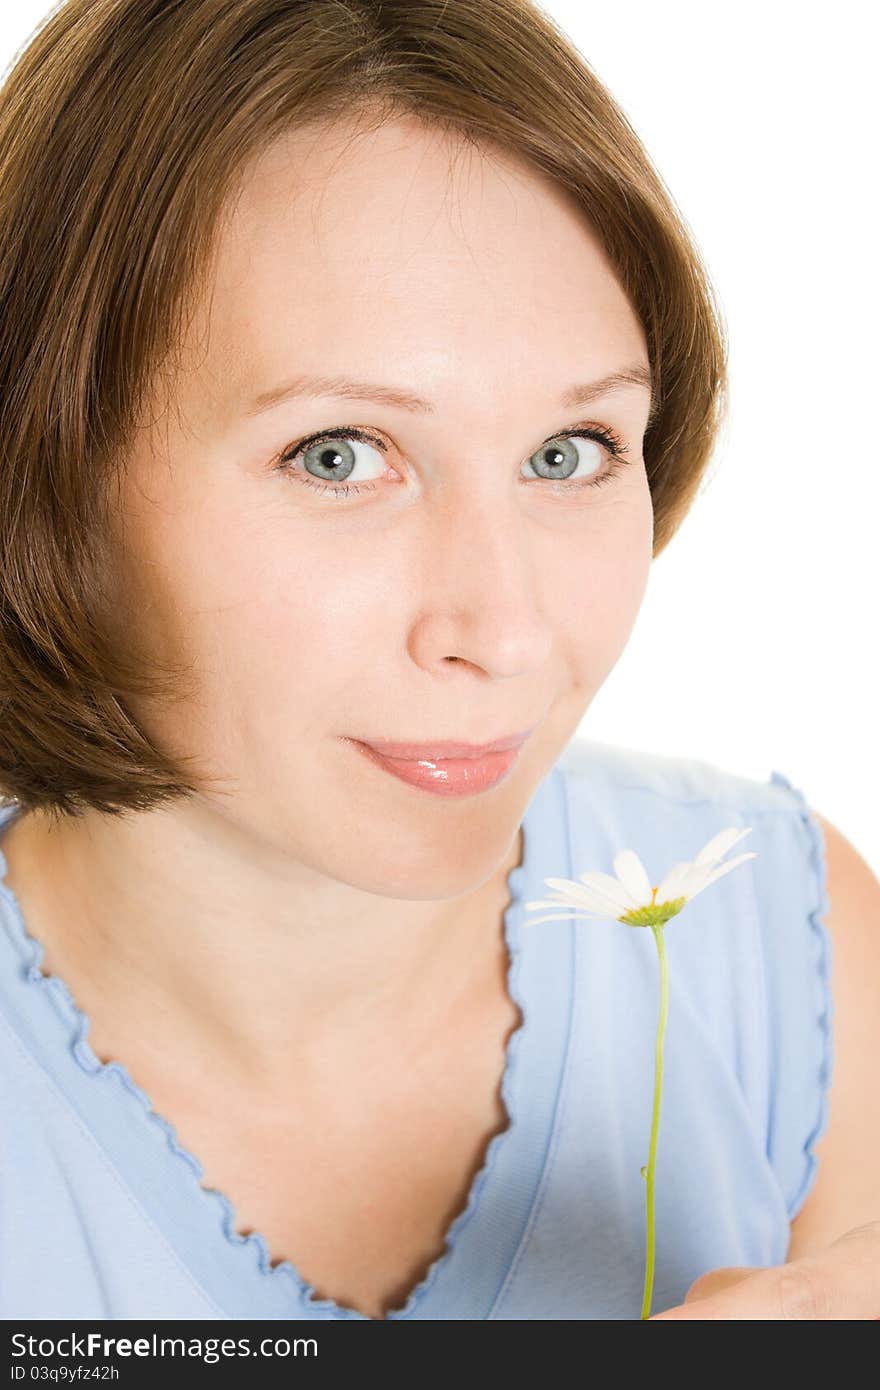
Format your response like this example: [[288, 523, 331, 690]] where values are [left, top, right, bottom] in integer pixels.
[[274, 422, 631, 501]]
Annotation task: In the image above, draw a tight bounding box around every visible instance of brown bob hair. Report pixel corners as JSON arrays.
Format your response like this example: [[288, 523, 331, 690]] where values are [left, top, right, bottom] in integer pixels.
[[0, 0, 728, 821]]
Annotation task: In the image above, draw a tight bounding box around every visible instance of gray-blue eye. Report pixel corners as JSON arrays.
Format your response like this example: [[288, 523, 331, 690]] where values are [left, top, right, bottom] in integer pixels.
[[525, 434, 601, 483], [286, 430, 386, 486], [521, 425, 632, 492], [276, 422, 630, 500]]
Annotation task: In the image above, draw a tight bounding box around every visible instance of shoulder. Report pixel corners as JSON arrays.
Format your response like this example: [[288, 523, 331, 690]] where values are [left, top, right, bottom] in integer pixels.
[[554, 741, 880, 1258], [811, 810, 879, 922], [550, 740, 831, 896], [786, 809, 880, 1259], [552, 739, 870, 1241]]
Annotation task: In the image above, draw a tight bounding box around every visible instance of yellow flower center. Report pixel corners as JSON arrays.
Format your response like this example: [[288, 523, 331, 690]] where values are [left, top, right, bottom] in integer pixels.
[[619, 888, 687, 928]]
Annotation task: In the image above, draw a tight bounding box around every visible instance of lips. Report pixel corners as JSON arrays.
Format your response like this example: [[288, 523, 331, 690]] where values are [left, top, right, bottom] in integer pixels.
[[353, 727, 535, 761], [342, 724, 537, 798]]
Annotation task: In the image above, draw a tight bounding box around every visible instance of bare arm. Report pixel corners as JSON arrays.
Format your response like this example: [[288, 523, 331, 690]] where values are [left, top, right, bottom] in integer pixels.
[[785, 811, 880, 1261]]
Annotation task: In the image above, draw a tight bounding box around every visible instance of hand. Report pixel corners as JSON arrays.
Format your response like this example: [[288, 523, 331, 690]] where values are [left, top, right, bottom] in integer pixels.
[[648, 1220, 880, 1319]]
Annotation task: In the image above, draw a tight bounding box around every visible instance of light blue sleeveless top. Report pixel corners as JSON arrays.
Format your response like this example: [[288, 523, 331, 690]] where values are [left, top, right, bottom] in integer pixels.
[[0, 738, 833, 1320]]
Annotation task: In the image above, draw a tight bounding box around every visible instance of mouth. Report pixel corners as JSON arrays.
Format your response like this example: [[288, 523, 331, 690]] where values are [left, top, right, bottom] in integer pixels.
[[343, 726, 536, 798], [348, 726, 537, 761]]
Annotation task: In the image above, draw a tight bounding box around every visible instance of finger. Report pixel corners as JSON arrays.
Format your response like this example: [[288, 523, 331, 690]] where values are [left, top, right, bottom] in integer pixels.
[[683, 1267, 758, 1303], [651, 1221, 880, 1320], [651, 1267, 785, 1319]]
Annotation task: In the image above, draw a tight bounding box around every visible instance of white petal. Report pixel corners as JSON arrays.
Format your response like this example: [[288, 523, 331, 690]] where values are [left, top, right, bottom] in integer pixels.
[[654, 859, 695, 905], [575, 884, 636, 915], [686, 850, 758, 900], [538, 876, 627, 916], [676, 863, 714, 898], [522, 907, 615, 928], [612, 848, 653, 906], [524, 896, 591, 911], [576, 869, 641, 912], [540, 875, 612, 900], [693, 826, 753, 867]]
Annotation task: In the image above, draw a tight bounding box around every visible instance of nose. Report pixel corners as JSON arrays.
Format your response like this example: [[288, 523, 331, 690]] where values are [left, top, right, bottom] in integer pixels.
[[407, 484, 555, 680]]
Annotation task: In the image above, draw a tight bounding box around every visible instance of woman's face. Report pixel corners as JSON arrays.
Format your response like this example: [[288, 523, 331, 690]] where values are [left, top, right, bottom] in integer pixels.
[[114, 114, 654, 899]]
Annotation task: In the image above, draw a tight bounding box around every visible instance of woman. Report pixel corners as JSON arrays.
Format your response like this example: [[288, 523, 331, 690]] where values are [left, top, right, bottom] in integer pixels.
[[0, 0, 877, 1321]]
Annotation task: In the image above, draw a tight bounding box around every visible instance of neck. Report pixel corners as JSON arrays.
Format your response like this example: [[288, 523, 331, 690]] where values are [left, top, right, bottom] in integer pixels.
[[1, 804, 524, 1092]]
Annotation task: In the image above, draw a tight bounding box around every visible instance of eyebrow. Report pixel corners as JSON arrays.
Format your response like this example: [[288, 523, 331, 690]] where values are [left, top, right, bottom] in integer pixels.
[[244, 363, 657, 425]]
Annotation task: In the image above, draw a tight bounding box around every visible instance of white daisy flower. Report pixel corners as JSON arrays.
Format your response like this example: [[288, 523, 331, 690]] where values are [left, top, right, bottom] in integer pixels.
[[523, 825, 757, 929], [521, 818, 759, 1319]]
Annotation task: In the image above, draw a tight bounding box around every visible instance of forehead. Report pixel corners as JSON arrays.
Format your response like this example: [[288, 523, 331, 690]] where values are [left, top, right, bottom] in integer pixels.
[[191, 115, 647, 421]]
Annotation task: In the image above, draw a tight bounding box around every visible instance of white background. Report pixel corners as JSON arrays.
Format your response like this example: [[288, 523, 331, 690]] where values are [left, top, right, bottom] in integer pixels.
[[2, 2, 877, 872], [542, 1, 878, 873]]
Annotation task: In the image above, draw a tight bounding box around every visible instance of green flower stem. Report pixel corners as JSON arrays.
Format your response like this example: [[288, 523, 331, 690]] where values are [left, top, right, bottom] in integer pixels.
[[640, 921, 669, 1320]]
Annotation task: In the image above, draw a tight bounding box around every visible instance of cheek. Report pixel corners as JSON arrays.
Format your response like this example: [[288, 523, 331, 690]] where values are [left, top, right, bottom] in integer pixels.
[[550, 487, 654, 681], [116, 455, 406, 713], [175, 516, 392, 737]]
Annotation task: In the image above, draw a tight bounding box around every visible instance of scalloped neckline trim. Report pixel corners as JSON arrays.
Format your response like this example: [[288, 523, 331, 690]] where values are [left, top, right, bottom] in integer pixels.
[[0, 777, 575, 1320]]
